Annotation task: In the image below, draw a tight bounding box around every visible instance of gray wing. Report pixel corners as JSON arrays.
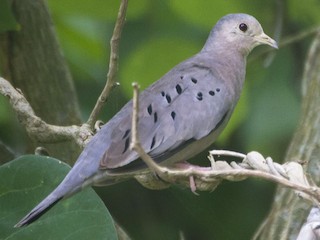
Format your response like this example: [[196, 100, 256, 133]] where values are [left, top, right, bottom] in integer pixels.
[[100, 60, 235, 169]]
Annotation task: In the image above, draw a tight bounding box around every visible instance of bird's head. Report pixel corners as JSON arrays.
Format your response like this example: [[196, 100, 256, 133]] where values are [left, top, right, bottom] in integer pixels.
[[203, 13, 278, 56]]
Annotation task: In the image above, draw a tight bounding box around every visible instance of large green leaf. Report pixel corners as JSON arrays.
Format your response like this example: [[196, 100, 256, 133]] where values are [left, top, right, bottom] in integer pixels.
[[0, 155, 117, 240]]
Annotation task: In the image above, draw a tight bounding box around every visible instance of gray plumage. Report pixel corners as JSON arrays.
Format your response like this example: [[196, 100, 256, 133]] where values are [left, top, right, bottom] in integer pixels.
[[15, 13, 277, 227]]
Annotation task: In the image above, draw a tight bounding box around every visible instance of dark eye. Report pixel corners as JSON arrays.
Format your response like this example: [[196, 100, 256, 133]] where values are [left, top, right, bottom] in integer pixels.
[[239, 23, 248, 32]]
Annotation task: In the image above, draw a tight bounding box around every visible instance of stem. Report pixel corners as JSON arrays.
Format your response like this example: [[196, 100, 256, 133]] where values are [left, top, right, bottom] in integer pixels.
[[87, 0, 129, 128]]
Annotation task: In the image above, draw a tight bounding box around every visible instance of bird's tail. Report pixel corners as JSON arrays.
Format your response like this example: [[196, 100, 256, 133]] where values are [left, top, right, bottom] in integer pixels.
[[14, 193, 63, 227], [14, 168, 127, 227], [14, 126, 117, 228], [14, 174, 82, 228]]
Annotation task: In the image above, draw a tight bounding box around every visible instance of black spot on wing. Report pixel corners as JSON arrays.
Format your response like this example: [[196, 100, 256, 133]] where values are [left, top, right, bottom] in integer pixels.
[[175, 84, 182, 94], [209, 90, 215, 96], [191, 77, 198, 84], [196, 92, 203, 101], [171, 111, 176, 120], [165, 94, 172, 103], [122, 137, 130, 154], [154, 112, 158, 123], [147, 104, 152, 115], [122, 129, 131, 139], [150, 135, 156, 149]]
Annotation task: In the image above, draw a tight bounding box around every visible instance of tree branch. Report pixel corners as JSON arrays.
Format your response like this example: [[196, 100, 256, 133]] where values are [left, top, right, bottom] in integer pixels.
[[87, 0, 128, 128], [0, 77, 92, 148]]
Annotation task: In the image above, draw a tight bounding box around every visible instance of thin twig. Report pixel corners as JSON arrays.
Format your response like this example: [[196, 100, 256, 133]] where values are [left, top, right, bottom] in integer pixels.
[[130, 83, 168, 177], [280, 26, 320, 48], [87, 0, 128, 128]]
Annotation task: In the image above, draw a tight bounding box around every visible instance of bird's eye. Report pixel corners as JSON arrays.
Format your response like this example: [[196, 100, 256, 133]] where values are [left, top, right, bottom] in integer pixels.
[[239, 23, 248, 32]]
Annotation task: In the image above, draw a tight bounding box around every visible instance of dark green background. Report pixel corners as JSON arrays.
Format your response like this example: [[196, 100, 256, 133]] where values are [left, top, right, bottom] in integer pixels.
[[1, 0, 318, 239]]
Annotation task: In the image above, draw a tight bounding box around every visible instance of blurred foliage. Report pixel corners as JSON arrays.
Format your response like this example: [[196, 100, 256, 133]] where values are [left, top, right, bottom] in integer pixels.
[[0, 155, 116, 240], [0, 0, 19, 32], [0, 0, 319, 239]]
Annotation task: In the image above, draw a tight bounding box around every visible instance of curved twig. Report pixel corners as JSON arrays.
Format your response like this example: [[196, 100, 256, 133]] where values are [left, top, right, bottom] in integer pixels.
[[86, 0, 128, 128]]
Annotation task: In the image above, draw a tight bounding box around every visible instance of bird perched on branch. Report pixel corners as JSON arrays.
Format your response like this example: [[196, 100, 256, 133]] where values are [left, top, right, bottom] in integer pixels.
[[15, 13, 278, 227]]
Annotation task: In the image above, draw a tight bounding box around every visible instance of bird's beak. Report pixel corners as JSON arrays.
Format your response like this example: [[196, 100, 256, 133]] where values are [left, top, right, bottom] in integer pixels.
[[254, 32, 278, 49]]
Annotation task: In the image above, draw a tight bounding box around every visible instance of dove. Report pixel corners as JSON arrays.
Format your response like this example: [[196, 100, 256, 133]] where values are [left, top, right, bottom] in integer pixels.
[[15, 13, 278, 227]]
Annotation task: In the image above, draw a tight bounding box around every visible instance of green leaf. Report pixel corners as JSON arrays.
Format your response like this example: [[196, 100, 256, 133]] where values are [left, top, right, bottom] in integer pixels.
[[0, 155, 117, 240], [0, 0, 20, 32]]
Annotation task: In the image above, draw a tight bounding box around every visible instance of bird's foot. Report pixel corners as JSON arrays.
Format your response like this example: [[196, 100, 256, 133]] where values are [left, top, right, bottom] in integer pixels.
[[174, 162, 212, 194]]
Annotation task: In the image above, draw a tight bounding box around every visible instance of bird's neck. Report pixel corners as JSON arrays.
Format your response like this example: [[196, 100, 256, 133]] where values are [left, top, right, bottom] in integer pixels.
[[199, 48, 247, 101], [202, 32, 251, 58]]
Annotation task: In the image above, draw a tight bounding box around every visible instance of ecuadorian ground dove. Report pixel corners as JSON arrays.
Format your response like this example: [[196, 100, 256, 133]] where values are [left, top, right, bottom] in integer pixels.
[[15, 13, 278, 227]]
